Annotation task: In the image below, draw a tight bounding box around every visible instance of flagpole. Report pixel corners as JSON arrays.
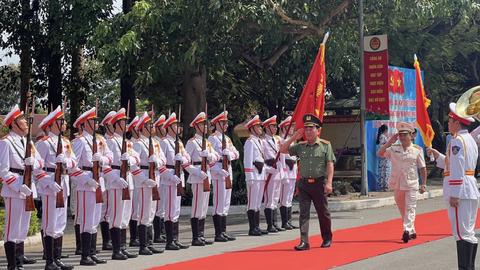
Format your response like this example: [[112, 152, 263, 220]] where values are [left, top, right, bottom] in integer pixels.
[[359, 0, 368, 196]]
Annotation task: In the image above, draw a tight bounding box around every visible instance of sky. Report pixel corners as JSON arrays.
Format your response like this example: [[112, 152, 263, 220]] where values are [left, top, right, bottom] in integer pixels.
[[0, 0, 122, 66]]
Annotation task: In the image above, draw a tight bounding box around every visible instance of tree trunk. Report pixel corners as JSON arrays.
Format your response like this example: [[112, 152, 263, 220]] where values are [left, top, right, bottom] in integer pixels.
[[181, 65, 207, 139], [19, 0, 32, 112], [46, 0, 62, 111], [70, 45, 86, 139], [121, 73, 136, 120]]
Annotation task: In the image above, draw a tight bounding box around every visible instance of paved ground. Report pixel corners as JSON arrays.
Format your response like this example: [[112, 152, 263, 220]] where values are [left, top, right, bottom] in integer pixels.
[[1, 195, 471, 270]]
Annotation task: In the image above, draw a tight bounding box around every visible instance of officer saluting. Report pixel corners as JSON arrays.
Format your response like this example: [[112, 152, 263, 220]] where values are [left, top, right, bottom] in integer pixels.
[[428, 102, 480, 270], [280, 113, 335, 251]]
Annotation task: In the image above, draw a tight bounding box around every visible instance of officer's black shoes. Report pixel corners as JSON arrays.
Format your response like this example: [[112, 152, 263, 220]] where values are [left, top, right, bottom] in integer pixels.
[[294, 241, 310, 251], [192, 237, 206, 246], [79, 256, 96, 266], [165, 242, 181, 251], [22, 255, 37, 264], [121, 249, 138, 258], [54, 259, 74, 270], [409, 233, 417, 240], [139, 246, 153, 256], [321, 239, 332, 248], [201, 237, 214, 245], [112, 251, 128, 260], [274, 225, 286, 232], [148, 246, 164, 254], [249, 229, 262, 236], [45, 262, 61, 270], [214, 234, 228, 242], [90, 255, 106, 264], [174, 240, 190, 249], [222, 233, 236, 241], [402, 231, 409, 243]]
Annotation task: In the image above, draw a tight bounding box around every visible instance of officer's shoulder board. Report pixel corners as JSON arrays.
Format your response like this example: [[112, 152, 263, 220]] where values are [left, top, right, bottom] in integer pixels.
[[319, 138, 330, 144], [298, 140, 308, 144], [412, 144, 422, 150], [273, 135, 281, 141]]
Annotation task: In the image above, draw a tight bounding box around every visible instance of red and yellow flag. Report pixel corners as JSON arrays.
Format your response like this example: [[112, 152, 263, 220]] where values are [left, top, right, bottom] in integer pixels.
[[414, 55, 434, 147], [292, 33, 328, 129]]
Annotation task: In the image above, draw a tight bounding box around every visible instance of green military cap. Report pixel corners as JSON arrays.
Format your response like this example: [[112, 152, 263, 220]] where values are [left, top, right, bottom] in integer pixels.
[[303, 113, 322, 127]]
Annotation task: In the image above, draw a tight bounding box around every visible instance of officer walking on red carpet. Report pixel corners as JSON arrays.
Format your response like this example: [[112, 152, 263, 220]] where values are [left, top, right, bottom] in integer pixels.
[[280, 114, 335, 251]]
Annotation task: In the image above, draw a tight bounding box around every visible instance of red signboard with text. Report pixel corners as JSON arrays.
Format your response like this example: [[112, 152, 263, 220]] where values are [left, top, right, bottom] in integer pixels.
[[364, 35, 389, 120]]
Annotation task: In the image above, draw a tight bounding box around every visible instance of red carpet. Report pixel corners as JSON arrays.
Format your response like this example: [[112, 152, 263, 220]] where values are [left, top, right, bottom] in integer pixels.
[[150, 210, 479, 270]]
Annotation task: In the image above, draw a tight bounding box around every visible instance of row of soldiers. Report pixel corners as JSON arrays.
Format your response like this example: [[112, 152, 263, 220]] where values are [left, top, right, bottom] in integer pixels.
[[0, 104, 298, 270]]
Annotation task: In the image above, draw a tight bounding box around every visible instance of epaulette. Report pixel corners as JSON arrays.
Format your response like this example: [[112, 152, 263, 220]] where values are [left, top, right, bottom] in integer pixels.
[[0, 135, 7, 140], [319, 138, 330, 144], [412, 144, 422, 150], [299, 141, 307, 144]]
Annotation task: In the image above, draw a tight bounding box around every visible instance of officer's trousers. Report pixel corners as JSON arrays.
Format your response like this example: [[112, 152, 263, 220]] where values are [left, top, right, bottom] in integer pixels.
[[394, 189, 417, 234]]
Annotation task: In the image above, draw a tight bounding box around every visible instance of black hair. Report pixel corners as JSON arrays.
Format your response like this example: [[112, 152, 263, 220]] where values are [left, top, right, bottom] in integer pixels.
[[376, 124, 388, 145]]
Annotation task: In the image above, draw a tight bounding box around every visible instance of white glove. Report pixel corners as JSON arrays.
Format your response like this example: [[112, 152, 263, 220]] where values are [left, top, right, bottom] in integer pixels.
[[24, 157, 35, 166], [92, 153, 103, 163], [120, 153, 130, 161], [19, 184, 32, 196], [174, 153, 184, 162], [218, 169, 230, 178], [86, 178, 99, 188], [55, 153, 66, 164], [266, 166, 278, 175], [169, 174, 181, 185], [199, 150, 209, 158], [117, 178, 129, 189], [222, 149, 233, 160], [192, 168, 208, 179], [145, 179, 157, 188], [48, 182, 62, 193], [148, 155, 160, 167]]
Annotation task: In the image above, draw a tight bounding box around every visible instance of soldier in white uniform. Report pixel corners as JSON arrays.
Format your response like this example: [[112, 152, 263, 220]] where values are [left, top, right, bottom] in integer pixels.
[[243, 115, 268, 236], [428, 103, 480, 270], [103, 108, 139, 260], [153, 115, 167, 243], [278, 116, 298, 230], [0, 105, 41, 270], [208, 111, 239, 241], [36, 106, 75, 270], [261, 115, 284, 233], [70, 108, 112, 266], [99, 111, 116, 252], [159, 112, 191, 250], [377, 122, 427, 243], [130, 112, 164, 255], [186, 112, 219, 245]]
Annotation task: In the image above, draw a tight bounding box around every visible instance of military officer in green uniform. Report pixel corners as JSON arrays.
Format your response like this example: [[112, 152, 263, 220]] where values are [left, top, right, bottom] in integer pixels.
[[280, 113, 335, 251]]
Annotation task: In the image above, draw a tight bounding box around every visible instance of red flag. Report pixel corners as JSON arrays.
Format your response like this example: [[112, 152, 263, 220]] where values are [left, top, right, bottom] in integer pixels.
[[414, 55, 434, 147], [292, 34, 328, 129]]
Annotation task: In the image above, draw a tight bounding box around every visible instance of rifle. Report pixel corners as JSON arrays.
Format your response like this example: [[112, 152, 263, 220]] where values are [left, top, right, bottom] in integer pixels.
[[92, 99, 103, 203], [175, 105, 184, 196], [149, 106, 160, 201], [24, 95, 35, 212], [55, 102, 66, 208], [221, 105, 232, 189], [201, 104, 211, 192], [121, 101, 131, 200]]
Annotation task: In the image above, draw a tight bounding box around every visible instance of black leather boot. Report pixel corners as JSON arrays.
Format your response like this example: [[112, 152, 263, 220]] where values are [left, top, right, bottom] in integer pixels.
[[457, 240, 472, 270], [129, 220, 140, 247], [264, 208, 277, 233], [191, 218, 205, 246], [90, 233, 107, 264], [472, 243, 478, 270], [110, 228, 127, 260], [120, 229, 138, 258], [53, 236, 74, 270], [153, 216, 163, 243], [138, 225, 153, 255], [280, 206, 293, 230], [247, 210, 261, 236], [273, 209, 285, 231], [79, 233, 95, 266], [100, 221, 112, 250], [147, 225, 164, 254], [255, 210, 268, 234], [41, 230, 47, 260], [5, 241, 17, 270], [17, 241, 36, 266], [213, 215, 228, 242], [44, 236, 61, 270], [159, 218, 166, 242], [74, 224, 82, 255], [165, 221, 180, 250], [198, 218, 214, 245], [221, 215, 236, 241], [173, 222, 189, 249]]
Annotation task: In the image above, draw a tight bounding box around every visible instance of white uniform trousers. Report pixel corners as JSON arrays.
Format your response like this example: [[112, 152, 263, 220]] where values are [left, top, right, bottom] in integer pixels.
[[394, 189, 417, 234], [41, 194, 68, 238], [191, 183, 210, 219], [447, 199, 479, 244], [162, 184, 181, 222], [134, 187, 153, 225], [101, 191, 109, 223], [121, 191, 133, 228], [3, 197, 31, 243], [76, 191, 102, 234], [107, 189, 129, 229], [212, 179, 231, 215], [131, 188, 140, 221], [279, 179, 295, 207], [272, 180, 282, 210], [155, 185, 165, 219], [263, 179, 280, 209], [247, 180, 265, 211]]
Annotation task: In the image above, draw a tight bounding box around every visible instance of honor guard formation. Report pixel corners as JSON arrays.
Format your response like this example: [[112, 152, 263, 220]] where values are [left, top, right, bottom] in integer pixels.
[[1, 94, 480, 270]]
